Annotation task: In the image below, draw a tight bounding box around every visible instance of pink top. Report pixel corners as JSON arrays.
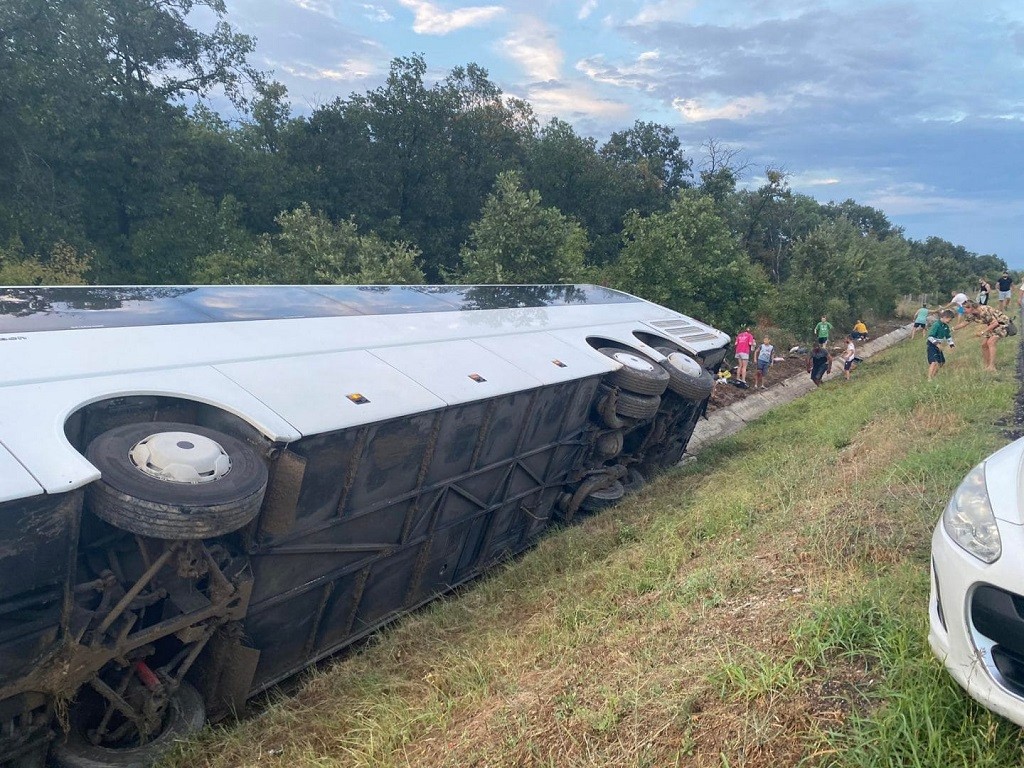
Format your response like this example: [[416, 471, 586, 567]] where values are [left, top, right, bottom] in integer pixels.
[[735, 331, 755, 355]]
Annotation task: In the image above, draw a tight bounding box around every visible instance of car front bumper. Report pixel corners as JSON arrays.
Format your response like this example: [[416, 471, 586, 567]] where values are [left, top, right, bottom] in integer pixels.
[[930, 518, 1024, 726]]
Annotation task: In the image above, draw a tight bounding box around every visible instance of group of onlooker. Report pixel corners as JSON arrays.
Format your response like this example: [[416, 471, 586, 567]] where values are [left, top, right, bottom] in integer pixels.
[[914, 271, 1019, 380], [727, 271, 1019, 394]]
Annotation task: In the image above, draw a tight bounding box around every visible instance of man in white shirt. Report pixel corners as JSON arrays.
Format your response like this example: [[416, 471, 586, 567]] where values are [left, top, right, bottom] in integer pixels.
[[949, 291, 969, 329]]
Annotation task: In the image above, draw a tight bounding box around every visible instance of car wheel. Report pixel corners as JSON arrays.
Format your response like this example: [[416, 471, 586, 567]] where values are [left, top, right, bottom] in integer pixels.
[[598, 347, 670, 396], [85, 422, 268, 540], [51, 682, 205, 768], [655, 347, 714, 401]]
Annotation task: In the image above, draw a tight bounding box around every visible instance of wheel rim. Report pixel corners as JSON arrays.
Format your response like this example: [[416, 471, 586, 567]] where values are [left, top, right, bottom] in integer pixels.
[[129, 431, 232, 484], [666, 351, 704, 378], [611, 351, 656, 372]]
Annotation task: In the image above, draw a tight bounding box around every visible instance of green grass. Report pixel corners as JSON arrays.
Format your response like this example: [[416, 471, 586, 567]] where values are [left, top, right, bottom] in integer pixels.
[[162, 336, 1024, 767]]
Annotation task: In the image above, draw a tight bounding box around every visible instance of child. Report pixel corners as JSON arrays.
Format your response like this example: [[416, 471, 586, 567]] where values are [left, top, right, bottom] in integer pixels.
[[927, 309, 955, 380], [806, 342, 832, 387], [911, 304, 930, 339], [754, 336, 775, 389], [841, 336, 856, 381]]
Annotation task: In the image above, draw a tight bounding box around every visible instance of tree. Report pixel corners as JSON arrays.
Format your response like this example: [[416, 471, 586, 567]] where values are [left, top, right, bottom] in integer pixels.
[[606, 191, 770, 330], [600, 121, 692, 198], [523, 119, 630, 267], [458, 171, 589, 284], [777, 219, 912, 337], [193, 204, 424, 285], [0, 0, 262, 280], [0, 240, 92, 285]]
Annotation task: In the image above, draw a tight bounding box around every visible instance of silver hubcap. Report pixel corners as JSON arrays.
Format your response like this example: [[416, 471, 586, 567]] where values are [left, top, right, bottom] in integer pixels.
[[129, 431, 231, 484], [612, 351, 656, 372], [666, 352, 703, 378]]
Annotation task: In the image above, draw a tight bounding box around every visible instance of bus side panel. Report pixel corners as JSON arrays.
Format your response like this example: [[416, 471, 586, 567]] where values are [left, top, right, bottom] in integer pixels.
[[242, 376, 600, 692]]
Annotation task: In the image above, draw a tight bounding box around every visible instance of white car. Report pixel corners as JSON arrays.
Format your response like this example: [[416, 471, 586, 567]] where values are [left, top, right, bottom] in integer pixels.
[[930, 437, 1024, 725]]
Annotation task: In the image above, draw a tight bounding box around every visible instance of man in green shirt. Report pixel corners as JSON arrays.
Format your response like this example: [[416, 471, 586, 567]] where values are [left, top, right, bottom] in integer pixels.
[[814, 315, 833, 345], [926, 309, 955, 380]]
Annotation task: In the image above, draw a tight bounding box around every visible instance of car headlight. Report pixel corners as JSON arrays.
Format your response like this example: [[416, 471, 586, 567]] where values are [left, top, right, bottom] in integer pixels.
[[943, 463, 1001, 563]]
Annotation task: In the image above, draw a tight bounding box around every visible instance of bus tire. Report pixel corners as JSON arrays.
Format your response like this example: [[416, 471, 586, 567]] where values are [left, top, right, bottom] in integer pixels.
[[622, 467, 646, 495], [655, 347, 714, 402], [580, 481, 625, 512], [52, 682, 205, 768], [598, 347, 669, 396], [613, 390, 661, 421], [85, 422, 268, 540]]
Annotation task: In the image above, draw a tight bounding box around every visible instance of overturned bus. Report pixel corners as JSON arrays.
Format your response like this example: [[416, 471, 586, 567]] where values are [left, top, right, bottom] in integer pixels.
[[0, 284, 729, 766]]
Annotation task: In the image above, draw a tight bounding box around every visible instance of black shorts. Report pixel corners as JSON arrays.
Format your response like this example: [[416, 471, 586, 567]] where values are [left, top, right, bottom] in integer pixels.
[[817, 336, 827, 345], [811, 362, 827, 380], [927, 342, 945, 365], [843, 359, 854, 371], [913, 322, 925, 328]]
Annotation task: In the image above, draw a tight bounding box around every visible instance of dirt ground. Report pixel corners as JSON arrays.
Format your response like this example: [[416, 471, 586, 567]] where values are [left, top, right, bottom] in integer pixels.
[[706, 319, 908, 413]]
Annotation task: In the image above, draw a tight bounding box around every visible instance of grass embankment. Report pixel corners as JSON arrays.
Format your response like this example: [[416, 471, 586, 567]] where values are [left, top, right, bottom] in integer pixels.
[[166, 337, 1024, 767]]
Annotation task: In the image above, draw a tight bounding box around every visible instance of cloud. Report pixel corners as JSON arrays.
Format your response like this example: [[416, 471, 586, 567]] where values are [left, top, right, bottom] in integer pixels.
[[629, 0, 697, 24], [576, 51, 661, 91], [277, 58, 380, 82], [865, 183, 980, 216], [578, 0, 597, 20], [672, 94, 780, 122], [523, 83, 632, 121], [288, 0, 335, 18], [502, 18, 563, 82], [397, 0, 505, 35], [361, 3, 393, 22]]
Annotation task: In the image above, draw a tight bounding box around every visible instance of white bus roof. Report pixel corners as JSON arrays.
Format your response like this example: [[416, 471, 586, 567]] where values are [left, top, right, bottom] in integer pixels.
[[0, 284, 729, 503]]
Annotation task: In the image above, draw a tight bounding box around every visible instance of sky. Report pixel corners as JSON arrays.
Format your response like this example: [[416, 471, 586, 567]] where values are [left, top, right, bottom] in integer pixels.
[[219, 0, 1024, 265]]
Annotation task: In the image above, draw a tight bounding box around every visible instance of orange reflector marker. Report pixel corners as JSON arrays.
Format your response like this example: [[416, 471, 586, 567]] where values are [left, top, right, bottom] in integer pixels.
[[468, 373, 486, 382], [552, 359, 567, 368], [346, 393, 370, 404]]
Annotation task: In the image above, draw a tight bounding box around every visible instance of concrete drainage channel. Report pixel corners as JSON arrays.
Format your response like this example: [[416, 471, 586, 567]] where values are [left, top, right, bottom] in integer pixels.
[[685, 324, 913, 455]]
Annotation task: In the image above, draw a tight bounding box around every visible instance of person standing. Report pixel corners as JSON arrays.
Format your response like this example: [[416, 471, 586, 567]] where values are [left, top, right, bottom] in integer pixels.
[[963, 301, 1010, 373], [754, 336, 775, 389], [840, 336, 857, 381], [977, 278, 991, 306], [997, 272, 1014, 310], [807, 342, 832, 387], [734, 327, 755, 384], [926, 309, 956, 381], [911, 304, 930, 339], [814, 315, 833, 345]]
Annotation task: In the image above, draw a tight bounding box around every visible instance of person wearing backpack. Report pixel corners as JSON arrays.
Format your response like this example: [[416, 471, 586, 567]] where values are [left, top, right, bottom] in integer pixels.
[[963, 301, 1010, 373]]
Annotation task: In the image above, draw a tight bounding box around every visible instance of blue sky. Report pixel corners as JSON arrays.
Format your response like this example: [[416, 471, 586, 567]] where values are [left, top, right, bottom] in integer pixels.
[[220, 0, 1024, 265]]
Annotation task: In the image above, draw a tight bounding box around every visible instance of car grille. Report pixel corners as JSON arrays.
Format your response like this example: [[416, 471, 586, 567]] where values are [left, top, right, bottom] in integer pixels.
[[971, 584, 1024, 696]]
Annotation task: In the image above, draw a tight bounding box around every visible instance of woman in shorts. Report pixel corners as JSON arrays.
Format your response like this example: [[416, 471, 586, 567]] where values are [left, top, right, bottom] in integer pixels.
[[963, 301, 1009, 372]]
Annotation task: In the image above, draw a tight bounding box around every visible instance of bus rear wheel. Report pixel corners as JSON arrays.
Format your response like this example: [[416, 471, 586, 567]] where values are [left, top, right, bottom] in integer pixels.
[[85, 422, 268, 540], [52, 681, 205, 768]]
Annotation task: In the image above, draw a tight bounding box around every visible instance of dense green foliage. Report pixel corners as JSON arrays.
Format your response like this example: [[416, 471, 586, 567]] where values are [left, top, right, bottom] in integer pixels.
[[0, 0, 1008, 339]]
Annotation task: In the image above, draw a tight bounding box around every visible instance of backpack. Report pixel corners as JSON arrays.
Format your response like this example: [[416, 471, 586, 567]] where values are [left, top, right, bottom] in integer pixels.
[[1007, 319, 1018, 337]]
